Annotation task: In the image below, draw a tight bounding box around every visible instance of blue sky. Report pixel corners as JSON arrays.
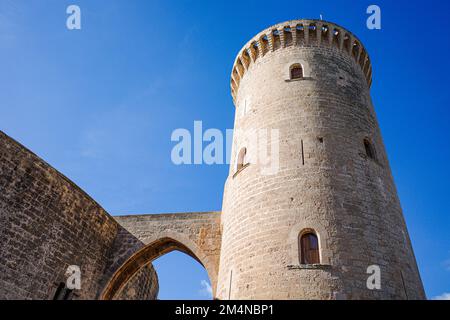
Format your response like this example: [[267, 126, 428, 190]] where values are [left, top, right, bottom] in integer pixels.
[[0, 0, 449, 300]]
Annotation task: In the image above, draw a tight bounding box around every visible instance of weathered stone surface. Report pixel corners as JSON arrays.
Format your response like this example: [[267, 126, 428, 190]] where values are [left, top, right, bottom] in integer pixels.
[[0, 131, 158, 300], [217, 19, 425, 300]]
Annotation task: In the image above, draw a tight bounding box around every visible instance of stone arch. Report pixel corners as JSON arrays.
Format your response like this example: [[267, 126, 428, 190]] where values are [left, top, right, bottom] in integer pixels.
[[99, 211, 222, 300], [101, 231, 217, 300], [142, 230, 218, 292]]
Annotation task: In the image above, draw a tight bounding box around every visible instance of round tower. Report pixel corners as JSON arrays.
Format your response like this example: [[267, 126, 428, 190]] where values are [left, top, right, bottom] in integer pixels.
[[216, 19, 425, 300]]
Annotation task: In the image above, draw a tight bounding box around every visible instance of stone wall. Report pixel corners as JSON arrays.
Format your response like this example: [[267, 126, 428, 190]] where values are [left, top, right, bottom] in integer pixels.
[[0, 131, 119, 299], [0, 131, 159, 300]]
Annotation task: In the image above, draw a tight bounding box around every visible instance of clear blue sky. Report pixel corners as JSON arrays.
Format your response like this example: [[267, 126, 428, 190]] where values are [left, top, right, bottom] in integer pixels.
[[0, 0, 449, 300]]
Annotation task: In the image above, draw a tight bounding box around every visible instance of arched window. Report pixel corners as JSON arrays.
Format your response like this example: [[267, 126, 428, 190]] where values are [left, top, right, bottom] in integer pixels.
[[290, 64, 303, 80], [236, 147, 247, 172], [299, 231, 320, 264], [364, 138, 376, 160]]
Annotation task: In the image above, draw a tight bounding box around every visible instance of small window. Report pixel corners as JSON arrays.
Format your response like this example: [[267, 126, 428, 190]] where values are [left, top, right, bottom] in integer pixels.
[[236, 147, 247, 172], [299, 232, 320, 264], [364, 138, 376, 160], [290, 64, 303, 80], [52, 282, 73, 300]]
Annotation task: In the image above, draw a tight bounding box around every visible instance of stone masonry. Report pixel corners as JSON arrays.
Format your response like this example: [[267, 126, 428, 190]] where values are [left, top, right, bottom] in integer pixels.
[[217, 19, 425, 299], [0, 19, 425, 300], [101, 212, 221, 299], [0, 130, 117, 299], [0, 131, 158, 300]]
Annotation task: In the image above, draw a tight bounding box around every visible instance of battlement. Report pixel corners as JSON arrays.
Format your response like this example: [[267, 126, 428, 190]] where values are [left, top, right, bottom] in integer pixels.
[[230, 19, 372, 103]]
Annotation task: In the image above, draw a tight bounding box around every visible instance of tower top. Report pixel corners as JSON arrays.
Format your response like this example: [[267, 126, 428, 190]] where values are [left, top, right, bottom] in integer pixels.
[[230, 19, 372, 103]]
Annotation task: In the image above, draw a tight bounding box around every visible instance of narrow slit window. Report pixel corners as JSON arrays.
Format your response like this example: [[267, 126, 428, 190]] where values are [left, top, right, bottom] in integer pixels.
[[236, 147, 247, 172], [364, 138, 376, 160], [300, 139, 305, 165]]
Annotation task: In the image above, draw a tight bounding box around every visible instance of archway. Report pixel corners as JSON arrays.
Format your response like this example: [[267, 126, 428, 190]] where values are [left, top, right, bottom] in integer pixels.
[[154, 251, 212, 299], [101, 236, 216, 300]]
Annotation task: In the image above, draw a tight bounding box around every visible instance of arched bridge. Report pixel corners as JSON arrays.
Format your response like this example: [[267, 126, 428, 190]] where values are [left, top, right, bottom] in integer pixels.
[[100, 212, 222, 299]]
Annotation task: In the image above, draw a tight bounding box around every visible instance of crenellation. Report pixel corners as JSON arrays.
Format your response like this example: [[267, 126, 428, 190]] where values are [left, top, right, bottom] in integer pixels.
[[231, 20, 372, 102]]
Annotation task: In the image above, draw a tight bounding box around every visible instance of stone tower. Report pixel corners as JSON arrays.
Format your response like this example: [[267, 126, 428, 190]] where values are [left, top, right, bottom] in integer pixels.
[[216, 19, 425, 299]]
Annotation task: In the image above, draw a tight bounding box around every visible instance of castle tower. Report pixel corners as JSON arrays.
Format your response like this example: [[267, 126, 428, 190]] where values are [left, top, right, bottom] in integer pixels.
[[216, 19, 425, 300]]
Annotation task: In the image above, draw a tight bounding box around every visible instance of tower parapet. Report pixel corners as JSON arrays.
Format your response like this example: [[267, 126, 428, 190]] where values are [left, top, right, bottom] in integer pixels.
[[230, 19, 372, 103]]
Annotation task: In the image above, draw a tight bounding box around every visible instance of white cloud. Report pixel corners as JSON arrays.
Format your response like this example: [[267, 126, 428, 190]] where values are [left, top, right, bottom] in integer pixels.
[[433, 292, 450, 300], [199, 280, 212, 298]]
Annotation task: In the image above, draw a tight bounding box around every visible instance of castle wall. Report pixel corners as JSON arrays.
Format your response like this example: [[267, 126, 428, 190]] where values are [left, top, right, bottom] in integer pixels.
[[217, 20, 425, 300], [0, 131, 158, 300]]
